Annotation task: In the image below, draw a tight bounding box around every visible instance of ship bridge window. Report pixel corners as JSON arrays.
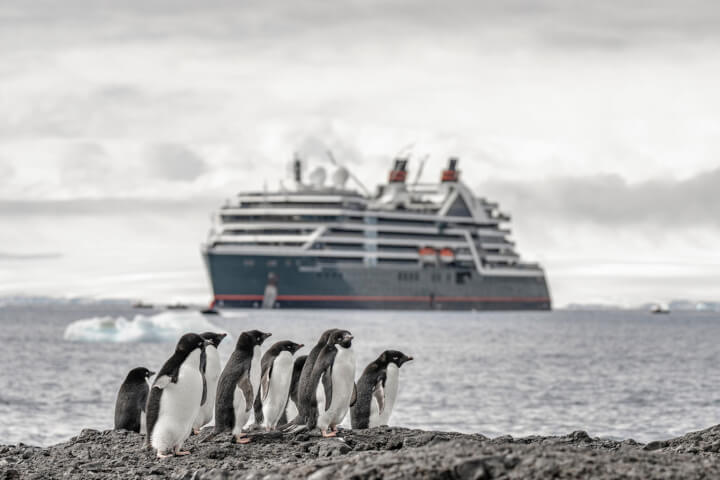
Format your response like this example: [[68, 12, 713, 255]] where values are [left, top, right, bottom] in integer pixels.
[[398, 272, 420, 281], [455, 271, 472, 284], [378, 258, 417, 265], [446, 196, 473, 217], [377, 217, 434, 226]]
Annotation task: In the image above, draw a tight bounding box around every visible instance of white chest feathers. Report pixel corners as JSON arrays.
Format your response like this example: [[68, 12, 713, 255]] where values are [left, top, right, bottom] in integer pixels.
[[152, 349, 204, 452], [317, 345, 356, 430], [378, 364, 399, 425], [261, 351, 294, 428]]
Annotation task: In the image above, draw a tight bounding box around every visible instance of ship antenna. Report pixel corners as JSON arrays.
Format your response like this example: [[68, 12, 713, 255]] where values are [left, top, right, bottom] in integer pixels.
[[411, 154, 429, 185], [325, 149, 371, 197], [395, 142, 415, 159]]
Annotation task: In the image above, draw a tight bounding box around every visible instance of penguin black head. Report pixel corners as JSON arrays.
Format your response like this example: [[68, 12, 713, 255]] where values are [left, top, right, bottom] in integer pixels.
[[176, 333, 208, 354], [381, 350, 413, 367], [200, 331, 228, 348], [269, 340, 304, 355], [126, 367, 155, 382], [327, 329, 353, 349], [237, 329, 272, 349]]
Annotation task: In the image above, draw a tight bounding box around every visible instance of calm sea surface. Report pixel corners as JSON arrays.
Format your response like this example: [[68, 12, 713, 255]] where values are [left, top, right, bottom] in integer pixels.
[[2, 304, 720, 446]]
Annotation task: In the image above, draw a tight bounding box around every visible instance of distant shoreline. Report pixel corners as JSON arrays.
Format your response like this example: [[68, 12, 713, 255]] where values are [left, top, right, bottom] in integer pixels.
[[3, 425, 720, 479]]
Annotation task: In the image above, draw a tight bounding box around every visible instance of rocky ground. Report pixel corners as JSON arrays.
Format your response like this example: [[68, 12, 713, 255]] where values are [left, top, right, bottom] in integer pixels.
[[3, 425, 720, 479]]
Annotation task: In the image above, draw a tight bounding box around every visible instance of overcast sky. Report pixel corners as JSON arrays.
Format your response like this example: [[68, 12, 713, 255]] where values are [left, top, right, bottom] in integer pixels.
[[1, 0, 719, 306]]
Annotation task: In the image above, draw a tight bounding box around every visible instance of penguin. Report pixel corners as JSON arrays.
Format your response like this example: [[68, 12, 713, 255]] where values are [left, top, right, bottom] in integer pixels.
[[376, 350, 413, 426], [145, 333, 209, 458], [114, 367, 154, 433], [213, 329, 271, 443], [350, 350, 413, 429], [252, 341, 304, 430], [313, 330, 356, 437], [279, 355, 307, 426], [192, 332, 228, 434], [284, 329, 339, 432]]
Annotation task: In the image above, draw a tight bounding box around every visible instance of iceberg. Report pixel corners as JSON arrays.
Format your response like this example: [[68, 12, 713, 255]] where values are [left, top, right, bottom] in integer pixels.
[[63, 311, 229, 343]]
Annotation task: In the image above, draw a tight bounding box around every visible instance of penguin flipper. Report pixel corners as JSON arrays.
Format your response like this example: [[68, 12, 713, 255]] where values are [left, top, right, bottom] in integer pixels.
[[321, 365, 333, 411], [349, 383, 357, 407], [154, 375, 173, 389], [200, 374, 208, 406], [261, 367, 272, 402], [373, 378, 385, 414], [237, 375, 254, 412]]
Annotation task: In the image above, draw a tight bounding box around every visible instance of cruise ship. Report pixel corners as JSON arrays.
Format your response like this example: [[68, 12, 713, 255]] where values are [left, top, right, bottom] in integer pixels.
[[201, 157, 551, 310]]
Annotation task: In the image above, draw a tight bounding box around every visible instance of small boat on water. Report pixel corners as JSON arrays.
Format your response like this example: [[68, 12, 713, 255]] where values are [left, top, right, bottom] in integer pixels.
[[200, 307, 220, 315], [166, 303, 189, 310], [650, 303, 670, 314], [132, 301, 154, 309]]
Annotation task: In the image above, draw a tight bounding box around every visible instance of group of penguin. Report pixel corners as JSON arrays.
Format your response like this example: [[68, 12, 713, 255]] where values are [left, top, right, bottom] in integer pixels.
[[113, 328, 413, 458]]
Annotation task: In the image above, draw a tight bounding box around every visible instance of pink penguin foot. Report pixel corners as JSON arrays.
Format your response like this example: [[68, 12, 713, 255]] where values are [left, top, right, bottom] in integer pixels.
[[321, 429, 337, 438], [174, 449, 191, 456], [235, 434, 251, 444], [157, 451, 173, 459]]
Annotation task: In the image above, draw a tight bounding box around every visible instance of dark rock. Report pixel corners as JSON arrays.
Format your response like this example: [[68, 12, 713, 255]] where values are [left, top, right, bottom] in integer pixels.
[[7, 425, 720, 479]]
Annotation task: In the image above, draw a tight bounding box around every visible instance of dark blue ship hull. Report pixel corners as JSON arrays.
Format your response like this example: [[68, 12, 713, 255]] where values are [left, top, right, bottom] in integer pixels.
[[203, 252, 551, 310]]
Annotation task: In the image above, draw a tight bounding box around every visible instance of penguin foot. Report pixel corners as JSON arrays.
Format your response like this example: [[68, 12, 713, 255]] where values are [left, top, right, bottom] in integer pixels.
[[193, 428, 200, 435], [321, 429, 337, 438], [157, 451, 173, 459], [174, 450, 191, 456], [235, 434, 251, 444]]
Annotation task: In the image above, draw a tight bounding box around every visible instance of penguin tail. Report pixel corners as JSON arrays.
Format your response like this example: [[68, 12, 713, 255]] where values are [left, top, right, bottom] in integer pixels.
[[201, 430, 219, 443], [278, 416, 305, 433]]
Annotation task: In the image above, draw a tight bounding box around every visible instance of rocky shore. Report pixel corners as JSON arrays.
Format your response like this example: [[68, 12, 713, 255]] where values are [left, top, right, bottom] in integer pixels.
[[3, 425, 720, 479]]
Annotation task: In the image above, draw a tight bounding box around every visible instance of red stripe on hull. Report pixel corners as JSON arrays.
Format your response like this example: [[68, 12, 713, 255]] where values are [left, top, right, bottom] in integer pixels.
[[214, 294, 550, 303]]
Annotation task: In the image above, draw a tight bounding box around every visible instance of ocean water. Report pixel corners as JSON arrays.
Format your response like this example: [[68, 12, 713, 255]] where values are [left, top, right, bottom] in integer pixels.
[[2, 304, 720, 447]]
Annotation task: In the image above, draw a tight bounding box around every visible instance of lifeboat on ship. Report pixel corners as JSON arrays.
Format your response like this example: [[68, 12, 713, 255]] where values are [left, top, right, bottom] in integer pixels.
[[439, 247, 455, 263], [418, 246, 437, 263]]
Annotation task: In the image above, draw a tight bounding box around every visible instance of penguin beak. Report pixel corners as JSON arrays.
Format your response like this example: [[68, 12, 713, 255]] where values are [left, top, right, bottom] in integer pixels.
[[343, 334, 353, 341], [262, 332, 272, 341], [148, 371, 156, 377], [220, 333, 227, 338]]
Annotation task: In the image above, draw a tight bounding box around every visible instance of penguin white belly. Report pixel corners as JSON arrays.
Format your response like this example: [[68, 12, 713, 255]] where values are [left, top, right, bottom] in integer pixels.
[[232, 384, 250, 436], [151, 351, 203, 452], [194, 346, 221, 429], [317, 346, 355, 431], [378, 365, 399, 425], [262, 352, 294, 429], [285, 399, 299, 421]]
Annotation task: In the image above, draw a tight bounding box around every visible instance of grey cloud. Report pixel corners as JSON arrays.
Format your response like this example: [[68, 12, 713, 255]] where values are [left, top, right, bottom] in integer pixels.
[[0, 252, 62, 260], [61, 143, 112, 183], [481, 167, 720, 228], [1, 0, 720, 54], [0, 197, 218, 217], [144, 144, 208, 181]]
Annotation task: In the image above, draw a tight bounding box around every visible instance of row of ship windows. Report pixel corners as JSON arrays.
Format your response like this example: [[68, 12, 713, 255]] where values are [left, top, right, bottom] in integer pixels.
[[221, 229, 509, 244], [399, 271, 473, 283], [239, 258, 478, 268], [220, 214, 490, 228]]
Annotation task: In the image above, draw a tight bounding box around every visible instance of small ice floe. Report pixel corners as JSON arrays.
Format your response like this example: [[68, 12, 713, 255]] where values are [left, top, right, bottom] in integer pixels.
[[63, 311, 228, 343]]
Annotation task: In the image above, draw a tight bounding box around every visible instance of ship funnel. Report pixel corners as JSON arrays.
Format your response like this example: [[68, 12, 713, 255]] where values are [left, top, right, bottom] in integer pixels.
[[388, 158, 408, 183], [441, 157, 460, 182], [293, 154, 302, 183]]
